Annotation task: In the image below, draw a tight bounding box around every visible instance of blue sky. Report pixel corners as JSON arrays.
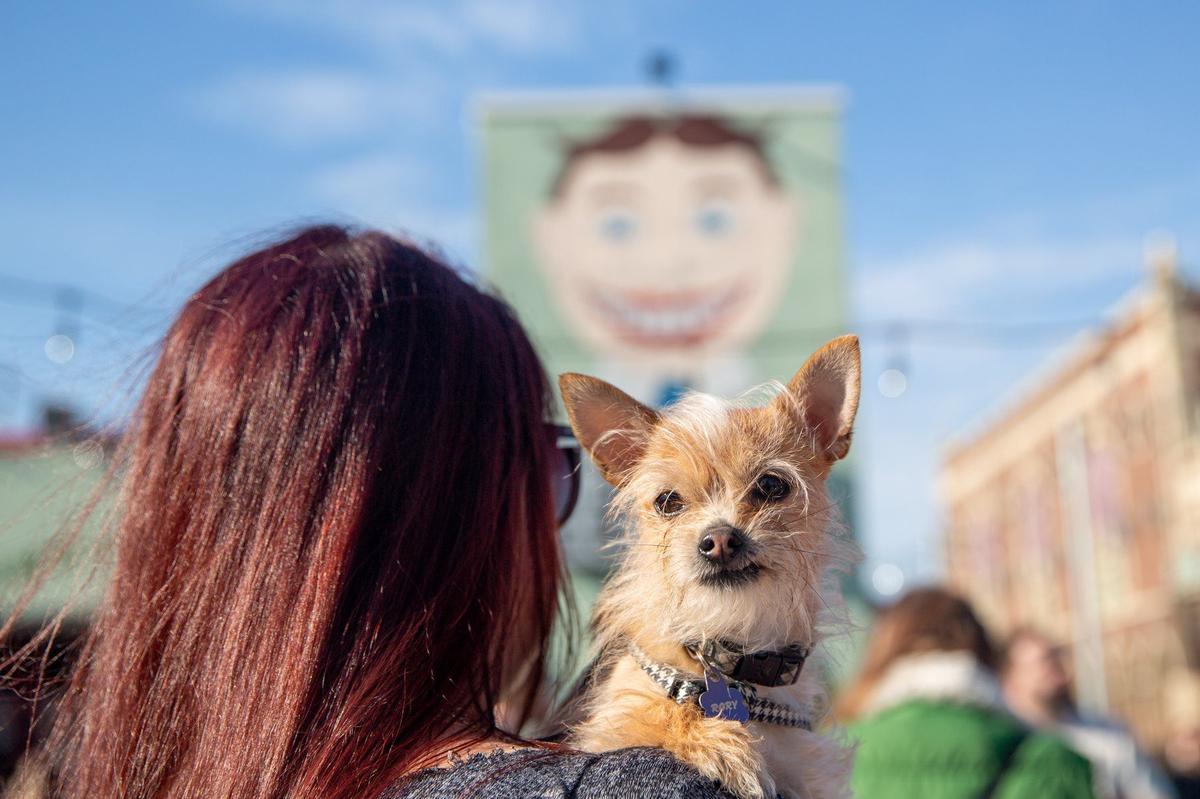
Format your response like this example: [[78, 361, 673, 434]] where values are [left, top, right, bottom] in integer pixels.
[[3, 1, 1199, 596]]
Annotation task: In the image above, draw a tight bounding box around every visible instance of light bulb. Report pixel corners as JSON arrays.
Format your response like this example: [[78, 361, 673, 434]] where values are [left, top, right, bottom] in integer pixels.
[[45, 334, 75, 364], [878, 368, 907, 398]]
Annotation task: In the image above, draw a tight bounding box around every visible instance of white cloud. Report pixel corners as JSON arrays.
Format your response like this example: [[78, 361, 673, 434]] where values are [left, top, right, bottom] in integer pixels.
[[223, 0, 581, 57], [460, 0, 579, 53], [195, 0, 582, 145], [190, 69, 441, 146], [854, 167, 1200, 326], [855, 235, 1142, 321], [308, 152, 430, 208], [307, 152, 478, 262]]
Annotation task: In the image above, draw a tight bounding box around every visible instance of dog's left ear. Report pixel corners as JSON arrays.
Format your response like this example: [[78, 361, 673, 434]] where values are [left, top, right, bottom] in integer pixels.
[[778, 335, 861, 462], [559, 373, 660, 485]]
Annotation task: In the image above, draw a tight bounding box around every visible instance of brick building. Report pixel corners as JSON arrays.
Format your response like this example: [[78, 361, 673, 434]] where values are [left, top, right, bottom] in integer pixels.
[[940, 250, 1200, 749]]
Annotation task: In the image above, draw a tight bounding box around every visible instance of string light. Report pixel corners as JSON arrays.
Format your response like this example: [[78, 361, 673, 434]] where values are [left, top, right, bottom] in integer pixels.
[[879, 322, 910, 398], [871, 562, 905, 597], [878, 368, 907, 398], [44, 333, 75, 364]]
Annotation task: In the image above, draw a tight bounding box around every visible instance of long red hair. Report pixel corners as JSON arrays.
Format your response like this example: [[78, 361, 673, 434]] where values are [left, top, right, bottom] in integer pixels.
[[34, 226, 566, 798]]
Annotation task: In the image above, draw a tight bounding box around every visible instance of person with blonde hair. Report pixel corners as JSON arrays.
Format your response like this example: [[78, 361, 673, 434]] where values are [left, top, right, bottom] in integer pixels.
[[837, 587, 1094, 798]]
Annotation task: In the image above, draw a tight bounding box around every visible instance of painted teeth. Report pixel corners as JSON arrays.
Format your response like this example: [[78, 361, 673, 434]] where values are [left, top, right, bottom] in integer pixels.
[[593, 287, 736, 336]]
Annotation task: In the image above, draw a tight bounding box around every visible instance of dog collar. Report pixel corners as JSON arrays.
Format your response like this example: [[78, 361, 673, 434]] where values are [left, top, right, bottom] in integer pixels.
[[628, 642, 812, 730], [685, 639, 810, 687]]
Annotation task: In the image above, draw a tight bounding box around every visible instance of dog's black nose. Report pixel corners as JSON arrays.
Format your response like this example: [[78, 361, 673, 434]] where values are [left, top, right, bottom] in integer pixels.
[[698, 524, 747, 565]]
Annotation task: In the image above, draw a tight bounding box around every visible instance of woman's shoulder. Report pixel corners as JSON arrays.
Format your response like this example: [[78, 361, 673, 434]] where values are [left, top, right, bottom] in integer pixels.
[[1002, 730, 1094, 797], [850, 697, 1024, 747], [849, 700, 1028, 771], [388, 746, 736, 799], [849, 701, 1094, 798]]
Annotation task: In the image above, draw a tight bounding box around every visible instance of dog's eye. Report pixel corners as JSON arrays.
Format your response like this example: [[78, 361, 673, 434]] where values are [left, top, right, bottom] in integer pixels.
[[751, 474, 790, 503], [653, 490, 685, 517]]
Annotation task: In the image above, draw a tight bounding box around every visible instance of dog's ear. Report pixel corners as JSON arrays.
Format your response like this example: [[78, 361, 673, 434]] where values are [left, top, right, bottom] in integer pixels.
[[559, 373, 659, 485], [778, 335, 860, 462]]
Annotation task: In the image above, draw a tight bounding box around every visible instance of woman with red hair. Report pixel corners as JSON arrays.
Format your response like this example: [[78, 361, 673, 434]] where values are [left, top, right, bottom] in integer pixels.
[[12, 226, 730, 799]]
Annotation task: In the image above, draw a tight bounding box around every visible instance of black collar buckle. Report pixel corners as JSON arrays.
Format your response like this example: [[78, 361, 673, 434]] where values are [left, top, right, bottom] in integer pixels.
[[689, 640, 810, 687]]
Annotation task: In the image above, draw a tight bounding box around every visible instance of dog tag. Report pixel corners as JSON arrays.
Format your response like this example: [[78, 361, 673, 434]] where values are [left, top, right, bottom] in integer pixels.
[[700, 668, 749, 723]]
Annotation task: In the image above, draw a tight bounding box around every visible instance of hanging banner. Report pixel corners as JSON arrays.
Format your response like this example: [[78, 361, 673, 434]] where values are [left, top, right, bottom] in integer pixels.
[[480, 87, 850, 571]]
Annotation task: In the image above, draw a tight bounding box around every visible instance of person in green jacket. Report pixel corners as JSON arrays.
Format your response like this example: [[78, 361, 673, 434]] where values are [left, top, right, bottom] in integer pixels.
[[835, 587, 1095, 798]]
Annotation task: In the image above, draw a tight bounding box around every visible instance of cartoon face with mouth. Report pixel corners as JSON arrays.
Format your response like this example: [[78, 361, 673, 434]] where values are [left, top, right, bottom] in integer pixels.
[[533, 115, 798, 371]]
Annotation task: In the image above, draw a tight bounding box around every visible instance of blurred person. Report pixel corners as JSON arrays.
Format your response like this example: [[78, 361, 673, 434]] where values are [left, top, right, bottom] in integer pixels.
[[1162, 669, 1200, 797], [837, 587, 1094, 798], [1164, 728, 1200, 798], [1, 226, 737, 799], [0, 621, 85, 782], [1002, 628, 1177, 799]]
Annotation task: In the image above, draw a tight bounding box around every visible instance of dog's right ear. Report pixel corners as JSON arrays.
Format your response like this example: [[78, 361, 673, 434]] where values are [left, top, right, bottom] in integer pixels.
[[559, 373, 659, 485], [778, 334, 861, 463]]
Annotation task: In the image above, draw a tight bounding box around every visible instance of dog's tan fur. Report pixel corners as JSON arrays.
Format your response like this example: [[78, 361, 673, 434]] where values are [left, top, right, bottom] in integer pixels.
[[560, 336, 862, 799]]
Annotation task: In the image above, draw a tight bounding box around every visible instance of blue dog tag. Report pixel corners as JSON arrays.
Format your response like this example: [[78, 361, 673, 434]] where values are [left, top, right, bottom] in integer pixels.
[[700, 668, 750, 723]]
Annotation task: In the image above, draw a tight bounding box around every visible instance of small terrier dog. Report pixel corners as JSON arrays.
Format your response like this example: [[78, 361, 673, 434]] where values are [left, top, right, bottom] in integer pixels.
[[560, 336, 861, 799]]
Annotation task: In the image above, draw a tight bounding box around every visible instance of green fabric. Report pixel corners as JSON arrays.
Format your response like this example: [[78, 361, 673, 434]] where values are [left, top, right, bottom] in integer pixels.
[[847, 699, 1094, 799]]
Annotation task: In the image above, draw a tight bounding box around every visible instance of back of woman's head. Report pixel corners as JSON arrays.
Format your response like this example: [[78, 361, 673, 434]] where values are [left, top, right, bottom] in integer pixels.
[[46, 226, 564, 799], [836, 586, 996, 721]]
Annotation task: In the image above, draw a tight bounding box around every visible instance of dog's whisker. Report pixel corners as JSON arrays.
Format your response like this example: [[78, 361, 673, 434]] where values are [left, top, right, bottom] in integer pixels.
[[796, 569, 839, 618], [779, 542, 854, 559]]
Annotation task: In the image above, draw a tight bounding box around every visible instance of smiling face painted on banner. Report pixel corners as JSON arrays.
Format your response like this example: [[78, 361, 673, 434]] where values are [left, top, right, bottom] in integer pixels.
[[533, 116, 798, 373]]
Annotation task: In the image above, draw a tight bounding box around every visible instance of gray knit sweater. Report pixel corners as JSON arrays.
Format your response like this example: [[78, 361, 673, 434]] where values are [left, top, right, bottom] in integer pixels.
[[386, 746, 737, 799]]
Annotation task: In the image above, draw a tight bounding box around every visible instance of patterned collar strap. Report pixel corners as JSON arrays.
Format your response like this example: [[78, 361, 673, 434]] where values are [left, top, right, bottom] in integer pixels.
[[628, 643, 812, 731]]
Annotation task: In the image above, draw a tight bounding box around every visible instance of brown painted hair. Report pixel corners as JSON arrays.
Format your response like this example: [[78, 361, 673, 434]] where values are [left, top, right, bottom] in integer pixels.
[[834, 587, 997, 721], [25, 226, 567, 798], [548, 114, 779, 198]]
